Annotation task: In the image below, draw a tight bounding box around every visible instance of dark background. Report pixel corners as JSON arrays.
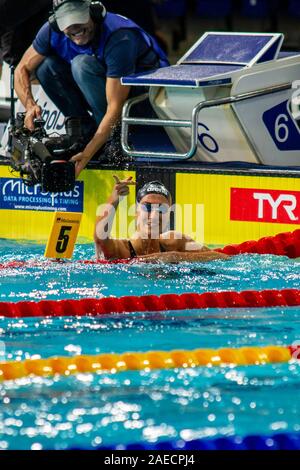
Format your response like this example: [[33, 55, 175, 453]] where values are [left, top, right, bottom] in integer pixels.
[[1, 0, 300, 68]]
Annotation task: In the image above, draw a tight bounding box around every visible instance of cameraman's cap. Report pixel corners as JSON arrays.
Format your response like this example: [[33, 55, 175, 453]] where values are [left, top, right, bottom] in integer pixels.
[[55, 0, 90, 31], [137, 181, 171, 203]]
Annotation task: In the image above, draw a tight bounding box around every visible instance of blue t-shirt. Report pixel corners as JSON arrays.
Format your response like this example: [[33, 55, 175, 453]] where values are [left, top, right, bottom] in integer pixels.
[[33, 22, 160, 77]]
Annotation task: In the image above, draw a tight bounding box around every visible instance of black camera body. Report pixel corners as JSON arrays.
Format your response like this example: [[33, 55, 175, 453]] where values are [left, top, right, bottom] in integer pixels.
[[8, 114, 83, 192]]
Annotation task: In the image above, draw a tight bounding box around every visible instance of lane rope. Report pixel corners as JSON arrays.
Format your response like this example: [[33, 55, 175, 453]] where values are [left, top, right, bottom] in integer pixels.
[[0, 345, 295, 381], [217, 228, 300, 258], [1, 288, 300, 318]]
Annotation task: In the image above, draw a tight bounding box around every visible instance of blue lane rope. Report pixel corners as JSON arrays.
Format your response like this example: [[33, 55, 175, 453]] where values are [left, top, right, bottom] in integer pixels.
[[68, 432, 300, 450]]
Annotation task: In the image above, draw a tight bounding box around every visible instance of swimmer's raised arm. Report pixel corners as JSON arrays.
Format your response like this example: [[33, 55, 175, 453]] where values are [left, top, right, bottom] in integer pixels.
[[94, 175, 136, 258]]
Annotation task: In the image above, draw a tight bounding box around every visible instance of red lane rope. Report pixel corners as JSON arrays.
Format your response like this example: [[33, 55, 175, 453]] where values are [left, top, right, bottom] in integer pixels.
[[0, 258, 131, 270], [0, 261, 29, 269], [1, 288, 300, 318], [216, 229, 300, 258], [0, 229, 299, 271]]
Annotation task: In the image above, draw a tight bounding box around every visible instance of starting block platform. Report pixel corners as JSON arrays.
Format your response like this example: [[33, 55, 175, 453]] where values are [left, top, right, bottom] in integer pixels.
[[121, 32, 300, 167], [122, 63, 242, 88], [123, 32, 283, 88]]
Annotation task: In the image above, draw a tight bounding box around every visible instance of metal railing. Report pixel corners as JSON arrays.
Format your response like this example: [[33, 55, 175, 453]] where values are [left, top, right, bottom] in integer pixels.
[[121, 83, 291, 160]]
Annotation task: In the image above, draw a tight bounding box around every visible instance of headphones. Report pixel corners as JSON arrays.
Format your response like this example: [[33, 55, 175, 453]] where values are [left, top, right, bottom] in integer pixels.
[[49, 0, 106, 32]]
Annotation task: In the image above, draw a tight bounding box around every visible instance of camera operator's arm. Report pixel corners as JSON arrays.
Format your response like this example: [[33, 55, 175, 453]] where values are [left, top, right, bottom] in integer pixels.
[[94, 175, 136, 259], [14, 45, 45, 130], [71, 77, 131, 178]]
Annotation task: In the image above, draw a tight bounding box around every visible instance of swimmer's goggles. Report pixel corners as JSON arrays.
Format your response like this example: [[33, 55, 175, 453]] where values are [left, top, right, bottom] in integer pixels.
[[140, 202, 169, 214]]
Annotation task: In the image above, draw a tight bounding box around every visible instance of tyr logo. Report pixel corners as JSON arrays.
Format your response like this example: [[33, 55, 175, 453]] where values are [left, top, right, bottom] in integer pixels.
[[253, 193, 298, 221]]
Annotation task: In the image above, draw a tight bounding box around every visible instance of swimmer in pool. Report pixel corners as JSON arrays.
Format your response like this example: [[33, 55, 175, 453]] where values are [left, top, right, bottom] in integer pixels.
[[94, 176, 230, 262]]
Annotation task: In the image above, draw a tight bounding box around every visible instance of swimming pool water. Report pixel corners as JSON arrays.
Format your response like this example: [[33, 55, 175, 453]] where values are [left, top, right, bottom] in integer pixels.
[[1, 240, 300, 301], [0, 240, 300, 450]]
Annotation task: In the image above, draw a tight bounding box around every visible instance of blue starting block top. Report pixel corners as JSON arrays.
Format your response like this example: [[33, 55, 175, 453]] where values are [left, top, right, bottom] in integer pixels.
[[121, 32, 283, 88], [122, 63, 243, 87], [179, 32, 283, 66]]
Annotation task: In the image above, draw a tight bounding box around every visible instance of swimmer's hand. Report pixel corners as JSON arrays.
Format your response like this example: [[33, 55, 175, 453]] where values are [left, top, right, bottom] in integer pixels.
[[112, 175, 136, 201]]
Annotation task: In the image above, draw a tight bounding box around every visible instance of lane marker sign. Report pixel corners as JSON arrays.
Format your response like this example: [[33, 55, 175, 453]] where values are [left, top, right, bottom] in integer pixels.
[[44, 212, 82, 259]]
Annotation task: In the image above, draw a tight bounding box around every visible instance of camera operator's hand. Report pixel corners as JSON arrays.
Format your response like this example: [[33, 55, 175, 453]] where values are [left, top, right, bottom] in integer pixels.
[[24, 105, 42, 131], [70, 151, 91, 178]]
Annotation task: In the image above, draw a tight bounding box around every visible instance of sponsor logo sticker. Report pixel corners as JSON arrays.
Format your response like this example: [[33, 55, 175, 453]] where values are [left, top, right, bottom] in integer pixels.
[[0, 178, 84, 213], [231, 188, 300, 224]]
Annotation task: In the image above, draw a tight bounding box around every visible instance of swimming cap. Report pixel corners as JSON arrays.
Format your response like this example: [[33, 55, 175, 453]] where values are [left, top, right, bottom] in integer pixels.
[[136, 181, 171, 203]]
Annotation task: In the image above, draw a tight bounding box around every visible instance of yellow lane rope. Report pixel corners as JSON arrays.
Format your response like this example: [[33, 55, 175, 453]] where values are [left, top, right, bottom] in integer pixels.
[[0, 346, 293, 381]]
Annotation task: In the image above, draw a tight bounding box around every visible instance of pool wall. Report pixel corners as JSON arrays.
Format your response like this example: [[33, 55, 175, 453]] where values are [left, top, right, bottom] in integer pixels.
[[0, 162, 299, 244]]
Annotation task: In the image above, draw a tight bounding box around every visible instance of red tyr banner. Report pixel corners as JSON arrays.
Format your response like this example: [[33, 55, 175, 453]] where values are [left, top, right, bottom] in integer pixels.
[[230, 188, 300, 224]]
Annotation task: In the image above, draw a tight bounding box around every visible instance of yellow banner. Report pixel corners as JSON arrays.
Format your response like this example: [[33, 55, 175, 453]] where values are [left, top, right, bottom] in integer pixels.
[[1, 164, 300, 247], [176, 173, 300, 245]]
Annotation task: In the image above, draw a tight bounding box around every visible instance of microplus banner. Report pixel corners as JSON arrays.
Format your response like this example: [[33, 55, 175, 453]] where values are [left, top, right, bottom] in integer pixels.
[[0, 177, 84, 212]]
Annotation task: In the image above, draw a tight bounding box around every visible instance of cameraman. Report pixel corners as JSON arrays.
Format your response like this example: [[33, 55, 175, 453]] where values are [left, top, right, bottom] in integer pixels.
[[14, 0, 169, 178]]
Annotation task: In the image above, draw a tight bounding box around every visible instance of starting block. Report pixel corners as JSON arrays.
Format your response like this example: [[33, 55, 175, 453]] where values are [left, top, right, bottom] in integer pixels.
[[121, 32, 300, 167]]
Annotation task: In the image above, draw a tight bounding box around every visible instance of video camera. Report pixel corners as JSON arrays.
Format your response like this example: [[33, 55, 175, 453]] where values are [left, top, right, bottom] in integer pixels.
[[6, 65, 84, 193], [8, 113, 82, 192]]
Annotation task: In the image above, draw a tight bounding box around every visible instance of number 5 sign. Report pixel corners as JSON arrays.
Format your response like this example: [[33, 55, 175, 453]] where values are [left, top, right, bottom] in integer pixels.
[[44, 212, 82, 259]]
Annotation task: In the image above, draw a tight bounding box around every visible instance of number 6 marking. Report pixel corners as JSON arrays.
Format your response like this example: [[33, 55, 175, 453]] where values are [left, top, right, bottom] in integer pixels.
[[274, 114, 289, 143], [198, 123, 219, 153]]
